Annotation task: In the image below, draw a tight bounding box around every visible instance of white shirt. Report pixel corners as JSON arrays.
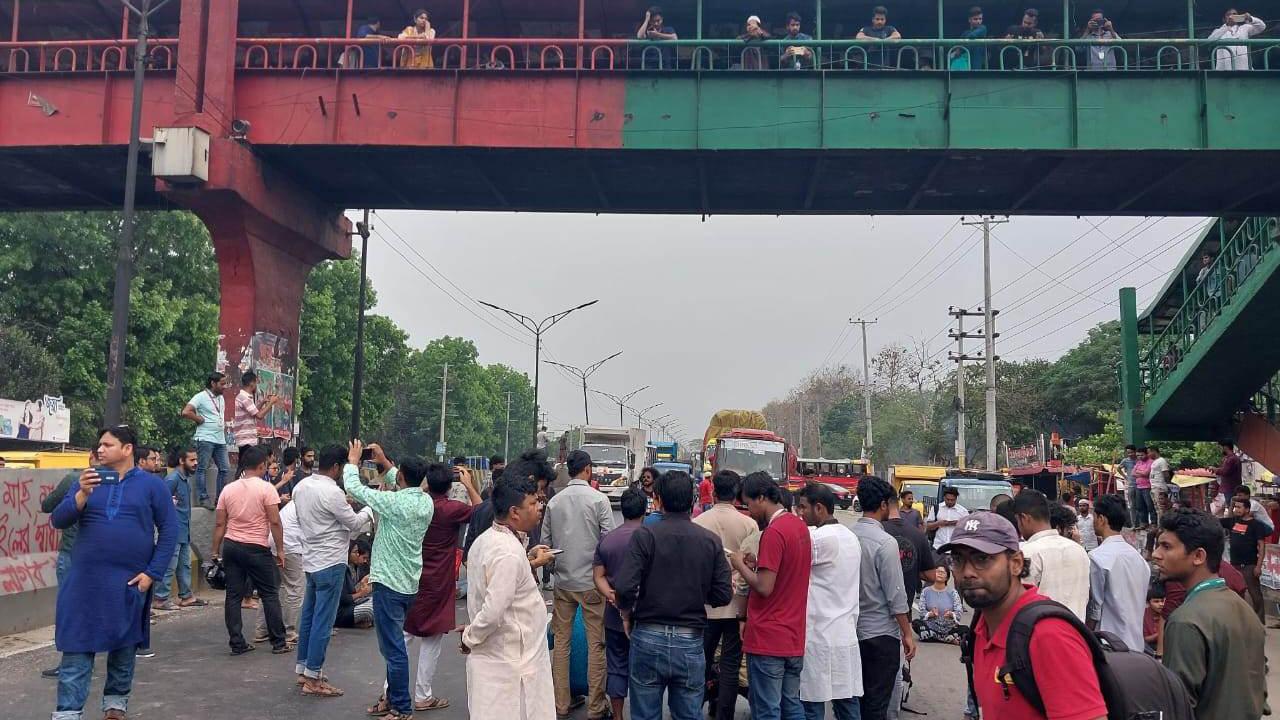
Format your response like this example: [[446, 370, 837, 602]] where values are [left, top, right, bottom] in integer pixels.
[[1077, 511, 1099, 551], [1149, 457, 1171, 492], [927, 502, 970, 549], [801, 523, 863, 703], [275, 501, 304, 556], [1022, 528, 1091, 620], [1208, 16, 1266, 69], [1087, 535, 1150, 651], [292, 473, 373, 573], [1250, 499, 1274, 531]]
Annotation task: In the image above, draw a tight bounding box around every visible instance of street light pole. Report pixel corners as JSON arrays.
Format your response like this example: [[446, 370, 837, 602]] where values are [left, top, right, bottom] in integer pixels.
[[636, 402, 663, 430], [546, 351, 622, 424], [105, 0, 167, 425], [592, 385, 650, 426], [349, 210, 372, 439], [479, 299, 599, 443]]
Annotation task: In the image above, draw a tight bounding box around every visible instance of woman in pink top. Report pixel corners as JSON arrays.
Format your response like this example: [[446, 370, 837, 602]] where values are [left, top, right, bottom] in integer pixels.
[[1132, 447, 1155, 529]]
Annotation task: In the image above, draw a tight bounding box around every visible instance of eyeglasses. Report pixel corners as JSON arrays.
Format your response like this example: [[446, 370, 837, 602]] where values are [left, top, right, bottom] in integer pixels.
[[948, 551, 1004, 571]]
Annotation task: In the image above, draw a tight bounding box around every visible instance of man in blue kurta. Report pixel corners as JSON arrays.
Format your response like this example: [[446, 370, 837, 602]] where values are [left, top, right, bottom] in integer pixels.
[[50, 426, 178, 720]]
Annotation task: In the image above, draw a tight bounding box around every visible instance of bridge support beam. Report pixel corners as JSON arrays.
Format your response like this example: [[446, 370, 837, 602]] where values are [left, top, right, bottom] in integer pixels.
[[162, 138, 349, 431]]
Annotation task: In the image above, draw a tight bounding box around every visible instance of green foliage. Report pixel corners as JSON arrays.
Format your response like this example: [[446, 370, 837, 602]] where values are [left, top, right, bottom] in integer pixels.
[[1065, 412, 1220, 470], [0, 326, 61, 400], [0, 210, 533, 459]]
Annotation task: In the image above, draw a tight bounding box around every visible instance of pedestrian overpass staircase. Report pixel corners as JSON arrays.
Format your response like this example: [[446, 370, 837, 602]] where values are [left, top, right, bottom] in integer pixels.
[[1123, 216, 1280, 463]]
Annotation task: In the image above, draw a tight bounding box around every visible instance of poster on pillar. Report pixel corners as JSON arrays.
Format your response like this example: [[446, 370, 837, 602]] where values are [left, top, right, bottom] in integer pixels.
[[0, 469, 63, 595], [240, 332, 295, 442]]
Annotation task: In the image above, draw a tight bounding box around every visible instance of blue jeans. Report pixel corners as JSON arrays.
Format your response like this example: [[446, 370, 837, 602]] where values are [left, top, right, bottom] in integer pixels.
[[295, 563, 346, 677], [628, 624, 705, 720], [156, 541, 192, 601], [195, 440, 229, 502], [803, 698, 861, 720], [748, 654, 805, 720], [373, 583, 416, 714], [53, 647, 136, 719]]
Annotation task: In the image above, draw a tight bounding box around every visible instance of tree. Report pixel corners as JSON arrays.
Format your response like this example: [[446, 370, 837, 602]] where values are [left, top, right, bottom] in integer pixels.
[[0, 326, 61, 400], [1043, 321, 1122, 438], [297, 256, 409, 448]]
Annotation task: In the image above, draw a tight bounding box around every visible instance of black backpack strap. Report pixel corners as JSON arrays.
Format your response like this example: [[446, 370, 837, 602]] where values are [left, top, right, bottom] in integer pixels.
[[959, 609, 983, 708], [1000, 600, 1108, 716]]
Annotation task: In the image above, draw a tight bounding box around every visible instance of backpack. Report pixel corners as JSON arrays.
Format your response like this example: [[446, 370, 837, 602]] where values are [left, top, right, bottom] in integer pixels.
[[961, 598, 1194, 720]]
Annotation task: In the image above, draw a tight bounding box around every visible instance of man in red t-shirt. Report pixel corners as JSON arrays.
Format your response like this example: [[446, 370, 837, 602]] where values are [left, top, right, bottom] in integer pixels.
[[698, 472, 714, 511], [730, 471, 812, 720], [940, 511, 1108, 720]]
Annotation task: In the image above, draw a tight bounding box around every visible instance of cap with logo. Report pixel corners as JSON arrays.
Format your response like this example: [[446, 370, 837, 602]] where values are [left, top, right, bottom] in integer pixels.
[[938, 511, 1022, 555]]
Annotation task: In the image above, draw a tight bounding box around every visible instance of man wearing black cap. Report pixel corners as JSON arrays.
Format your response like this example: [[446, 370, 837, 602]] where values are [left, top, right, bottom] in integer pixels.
[[942, 512, 1107, 720], [544, 449, 616, 720]]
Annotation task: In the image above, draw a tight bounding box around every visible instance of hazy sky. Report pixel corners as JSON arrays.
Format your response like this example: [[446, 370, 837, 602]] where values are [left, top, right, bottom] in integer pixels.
[[358, 211, 1208, 448]]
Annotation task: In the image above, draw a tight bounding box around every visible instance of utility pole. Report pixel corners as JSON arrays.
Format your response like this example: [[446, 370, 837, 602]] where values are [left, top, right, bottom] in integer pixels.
[[948, 306, 986, 469], [849, 318, 877, 458], [105, 0, 168, 425], [503, 391, 513, 463], [349, 209, 372, 439], [437, 362, 449, 461], [962, 216, 1008, 470], [545, 351, 623, 425]]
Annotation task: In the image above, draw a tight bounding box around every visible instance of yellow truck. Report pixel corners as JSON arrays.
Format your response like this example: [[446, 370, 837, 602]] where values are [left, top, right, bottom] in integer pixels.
[[888, 464, 946, 516]]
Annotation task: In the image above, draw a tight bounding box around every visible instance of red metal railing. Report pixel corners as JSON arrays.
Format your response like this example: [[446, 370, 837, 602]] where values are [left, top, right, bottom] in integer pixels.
[[0, 38, 178, 73]]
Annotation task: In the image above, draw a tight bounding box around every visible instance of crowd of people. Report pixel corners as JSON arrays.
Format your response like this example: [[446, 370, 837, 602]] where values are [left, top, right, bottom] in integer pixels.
[[36, 377, 1275, 720], [340, 4, 1269, 71]]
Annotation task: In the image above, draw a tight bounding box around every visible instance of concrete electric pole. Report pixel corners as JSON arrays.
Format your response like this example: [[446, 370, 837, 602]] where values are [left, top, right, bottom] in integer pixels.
[[849, 318, 877, 458], [962, 216, 1007, 470], [948, 306, 987, 469]]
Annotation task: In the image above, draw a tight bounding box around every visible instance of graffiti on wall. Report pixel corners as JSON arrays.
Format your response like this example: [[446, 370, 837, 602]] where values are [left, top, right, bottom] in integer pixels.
[[0, 396, 71, 444], [0, 470, 63, 595]]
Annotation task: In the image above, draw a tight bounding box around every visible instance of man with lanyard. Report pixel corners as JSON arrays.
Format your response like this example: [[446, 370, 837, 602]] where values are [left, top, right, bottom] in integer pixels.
[[182, 372, 231, 507]]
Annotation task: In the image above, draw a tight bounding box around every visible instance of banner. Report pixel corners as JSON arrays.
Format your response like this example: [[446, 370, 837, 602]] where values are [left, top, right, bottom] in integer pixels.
[[0, 395, 71, 444], [1007, 443, 1038, 468], [1263, 544, 1280, 591], [0, 469, 65, 595], [244, 332, 295, 442]]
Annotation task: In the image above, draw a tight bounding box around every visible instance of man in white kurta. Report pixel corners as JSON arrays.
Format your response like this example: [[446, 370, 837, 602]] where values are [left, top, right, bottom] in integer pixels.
[[462, 478, 555, 720], [796, 485, 863, 720]]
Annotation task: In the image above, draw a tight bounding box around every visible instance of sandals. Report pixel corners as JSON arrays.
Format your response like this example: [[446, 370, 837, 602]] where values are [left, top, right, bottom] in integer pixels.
[[178, 598, 208, 607], [414, 697, 449, 711], [367, 696, 391, 717], [301, 679, 344, 697]]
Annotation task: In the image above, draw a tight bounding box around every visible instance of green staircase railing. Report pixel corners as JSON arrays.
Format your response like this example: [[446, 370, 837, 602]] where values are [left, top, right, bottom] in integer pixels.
[[1142, 216, 1280, 401]]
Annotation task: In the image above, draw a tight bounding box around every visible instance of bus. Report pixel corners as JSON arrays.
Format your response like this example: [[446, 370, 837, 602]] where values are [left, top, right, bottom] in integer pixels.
[[788, 457, 868, 491]]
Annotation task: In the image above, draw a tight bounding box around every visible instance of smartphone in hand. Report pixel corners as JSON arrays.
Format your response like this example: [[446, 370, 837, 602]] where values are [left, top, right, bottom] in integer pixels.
[[96, 467, 121, 485]]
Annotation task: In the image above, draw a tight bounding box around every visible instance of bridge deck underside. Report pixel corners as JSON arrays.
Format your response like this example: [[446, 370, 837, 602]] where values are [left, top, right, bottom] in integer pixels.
[[5, 144, 1275, 216]]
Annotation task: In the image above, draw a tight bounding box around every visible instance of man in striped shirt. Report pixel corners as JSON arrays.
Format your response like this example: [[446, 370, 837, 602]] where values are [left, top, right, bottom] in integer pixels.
[[233, 371, 278, 466]]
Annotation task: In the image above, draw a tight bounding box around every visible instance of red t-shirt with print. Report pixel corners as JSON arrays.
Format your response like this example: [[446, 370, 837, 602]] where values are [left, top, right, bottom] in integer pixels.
[[743, 511, 812, 657]]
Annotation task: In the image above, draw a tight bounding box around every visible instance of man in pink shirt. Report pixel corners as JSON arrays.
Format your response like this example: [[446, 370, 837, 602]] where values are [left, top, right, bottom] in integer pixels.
[[232, 371, 278, 470], [213, 445, 290, 655]]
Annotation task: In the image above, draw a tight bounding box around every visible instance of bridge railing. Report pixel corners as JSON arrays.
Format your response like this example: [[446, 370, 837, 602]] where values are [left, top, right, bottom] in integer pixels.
[[1142, 216, 1280, 399], [0, 39, 179, 73], [231, 37, 1280, 72]]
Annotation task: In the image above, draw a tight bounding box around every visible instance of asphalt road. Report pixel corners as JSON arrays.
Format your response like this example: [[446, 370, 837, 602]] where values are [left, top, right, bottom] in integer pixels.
[[0, 596, 970, 719]]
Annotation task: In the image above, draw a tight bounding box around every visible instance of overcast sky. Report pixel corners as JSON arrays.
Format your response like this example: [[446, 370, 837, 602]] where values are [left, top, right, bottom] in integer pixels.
[[358, 211, 1208, 449]]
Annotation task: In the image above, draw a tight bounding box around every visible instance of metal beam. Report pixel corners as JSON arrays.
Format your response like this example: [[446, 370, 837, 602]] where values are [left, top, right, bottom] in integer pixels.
[[1222, 175, 1280, 214], [583, 155, 611, 209], [1009, 157, 1065, 211], [803, 155, 824, 210], [1115, 158, 1195, 211], [906, 155, 946, 211], [468, 155, 509, 207]]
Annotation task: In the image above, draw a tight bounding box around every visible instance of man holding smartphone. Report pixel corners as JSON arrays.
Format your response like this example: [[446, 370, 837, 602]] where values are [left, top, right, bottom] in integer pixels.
[[49, 425, 178, 720], [1209, 8, 1266, 69]]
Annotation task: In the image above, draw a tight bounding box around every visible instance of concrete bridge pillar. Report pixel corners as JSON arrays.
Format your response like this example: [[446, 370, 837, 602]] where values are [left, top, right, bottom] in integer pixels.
[[162, 138, 349, 437]]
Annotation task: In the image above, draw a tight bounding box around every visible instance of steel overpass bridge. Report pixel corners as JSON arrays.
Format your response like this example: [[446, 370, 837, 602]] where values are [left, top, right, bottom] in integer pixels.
[[6, 0, 1280, 437]]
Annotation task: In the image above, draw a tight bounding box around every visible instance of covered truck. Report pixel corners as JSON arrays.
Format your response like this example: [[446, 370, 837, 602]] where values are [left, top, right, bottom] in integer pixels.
[[566, 425, 648, 505], [703, 410, 795, 484]]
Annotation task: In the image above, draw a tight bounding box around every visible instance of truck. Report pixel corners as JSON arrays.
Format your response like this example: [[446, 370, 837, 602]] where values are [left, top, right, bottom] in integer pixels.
[[651, 440, 679, 464], [703, 409, 796, 484], [565, 425, 648, 505]]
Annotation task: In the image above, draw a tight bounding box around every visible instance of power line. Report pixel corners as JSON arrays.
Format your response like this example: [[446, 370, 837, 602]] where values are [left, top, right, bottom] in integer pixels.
[[853, 217, 963, 318]]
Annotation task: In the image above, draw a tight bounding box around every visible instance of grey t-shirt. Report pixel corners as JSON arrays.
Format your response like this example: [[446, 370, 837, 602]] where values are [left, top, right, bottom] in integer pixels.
[[851, 516, 909, 640]]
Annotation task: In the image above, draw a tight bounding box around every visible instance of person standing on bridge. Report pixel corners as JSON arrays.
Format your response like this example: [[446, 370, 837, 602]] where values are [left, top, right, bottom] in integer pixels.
[[182, 371, 229, 507], [636, 6, 679, 69], [50, 425, 178, 720], [1209, 9, 1266, 70], [544, 450, 615, 720], [399, 9, 436, 69], [1080, 10, 1121, 69], [460, 474, 557, 720]]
